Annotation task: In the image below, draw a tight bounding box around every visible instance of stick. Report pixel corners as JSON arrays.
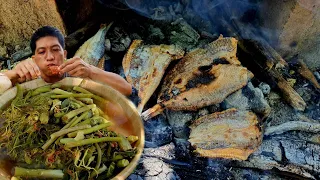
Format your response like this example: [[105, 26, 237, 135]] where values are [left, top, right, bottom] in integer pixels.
[[265, 121, 320, 136], [238, 40, 306, 111]]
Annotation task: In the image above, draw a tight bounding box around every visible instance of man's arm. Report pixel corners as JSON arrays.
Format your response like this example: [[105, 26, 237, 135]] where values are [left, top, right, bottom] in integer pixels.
[[1, 58, 41, 92], [88, 65, 132, 96], [0, 73, 13, 94], [59, 57, 132, 96]]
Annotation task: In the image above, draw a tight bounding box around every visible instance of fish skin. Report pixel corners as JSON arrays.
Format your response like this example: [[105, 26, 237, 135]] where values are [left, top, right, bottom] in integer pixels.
[[141, 64, 253, 120], [141, 36, 251, 120], [75, 23, 113, 67], [123, 40, 185, 113], [158, 36, 240, 102], [160, 64, 253, 111], [189, 108, 262, 160]]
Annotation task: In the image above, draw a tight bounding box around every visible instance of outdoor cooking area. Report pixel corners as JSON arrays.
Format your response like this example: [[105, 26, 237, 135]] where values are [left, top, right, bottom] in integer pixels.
[[0, 0, 320, 179]]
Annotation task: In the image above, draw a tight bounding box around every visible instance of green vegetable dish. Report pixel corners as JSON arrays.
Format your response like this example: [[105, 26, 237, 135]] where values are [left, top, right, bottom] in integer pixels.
[[0, 83, 139, 179]]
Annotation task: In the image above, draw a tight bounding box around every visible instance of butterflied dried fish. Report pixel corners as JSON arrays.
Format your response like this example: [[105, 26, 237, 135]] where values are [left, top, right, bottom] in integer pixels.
[[142, 64, 253, 119], [189, 108, 261, 160], [142, 64, 253, 120], [75, 22, 113, 67], [141, 37, 245, 120], [123, 40, 184, 113]]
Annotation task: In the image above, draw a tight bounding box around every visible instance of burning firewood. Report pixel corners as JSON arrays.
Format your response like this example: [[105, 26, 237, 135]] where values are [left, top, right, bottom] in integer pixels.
[[188, 108, 262, 160], [238, 39, 306, 111], [290, 58, 320, 90], [264, 121, 320, 136], [142, 37, 252, 120], [123, 40, 185, 113]]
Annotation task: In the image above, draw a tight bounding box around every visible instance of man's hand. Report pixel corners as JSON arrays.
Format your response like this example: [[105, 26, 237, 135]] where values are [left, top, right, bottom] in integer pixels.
[[5, 58, 41, 83], [59, 57, 92, 78]]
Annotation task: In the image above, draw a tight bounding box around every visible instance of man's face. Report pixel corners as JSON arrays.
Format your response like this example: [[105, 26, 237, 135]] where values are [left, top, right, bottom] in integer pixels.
[[32, 36, 67, 77]]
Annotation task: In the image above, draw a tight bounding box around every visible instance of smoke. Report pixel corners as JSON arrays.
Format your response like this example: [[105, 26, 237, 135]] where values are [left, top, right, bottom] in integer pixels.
[[116, 0, 265, 39], [97, 0, 319, 53]]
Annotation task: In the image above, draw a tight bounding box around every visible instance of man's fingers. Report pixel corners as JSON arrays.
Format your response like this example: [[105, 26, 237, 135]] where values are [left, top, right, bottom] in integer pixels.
[[59, 57, 80, 69], [16, 70, 26, 82], [68, 67, 83, 77], [19, 65, 32, 81], [28, 58, 41, 75], [25, 61, 40, 79], [60, 61, 81, 74]]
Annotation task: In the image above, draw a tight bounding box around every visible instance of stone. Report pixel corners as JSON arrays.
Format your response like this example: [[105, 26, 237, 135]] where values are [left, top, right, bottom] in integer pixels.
[[133, 157, 181, 180], [252, 140, 282, 162], [121, 36, 132, 50], [165, 109, 196, 139], [143, 143, 176, 160], [280, 139, 320, 172], [144, 114, 173, 148], [130, 33, 142, 41], [147, 25, 165, 42], [173, 138, 191, 161], [231, 168, 283, 180], [237, 138, 320, 178], [0, 0, 65, 51], [169, 18, 200, 51], [109, 26, 132, 52], [222, 82, 271, 118], [296, 86, 313, 102], [258, 82, 271, 95], [127, 174, 143, 180], [260, 0, 320, 70], [11, 46, 32, 62], [306, 104, 320, 121]]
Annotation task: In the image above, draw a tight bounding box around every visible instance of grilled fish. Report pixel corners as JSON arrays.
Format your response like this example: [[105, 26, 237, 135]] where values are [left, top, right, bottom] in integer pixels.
[[189, 108, 262, 160], [142, 37, 252, 120], [123, 40, 185, 113], [75, 23, 113, 67]]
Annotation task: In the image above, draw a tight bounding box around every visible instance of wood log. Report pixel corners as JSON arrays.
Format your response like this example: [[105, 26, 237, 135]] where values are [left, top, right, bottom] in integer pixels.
[[237, 39, 306, 111], [290, 58, 320, 89], [235, 139, 319, 179], [264, 121, 320, 136]]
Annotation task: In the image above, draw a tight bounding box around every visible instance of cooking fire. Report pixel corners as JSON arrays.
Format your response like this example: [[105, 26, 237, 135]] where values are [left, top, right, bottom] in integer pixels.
[[0, 0, 319, 179]]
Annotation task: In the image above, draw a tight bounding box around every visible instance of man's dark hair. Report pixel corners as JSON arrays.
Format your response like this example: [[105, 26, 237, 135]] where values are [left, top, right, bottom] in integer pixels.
[[30, 26, 65, 54]]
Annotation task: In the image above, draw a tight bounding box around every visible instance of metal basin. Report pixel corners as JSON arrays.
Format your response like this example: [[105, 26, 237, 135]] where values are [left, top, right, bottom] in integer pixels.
[[0, 77, 145, 180]]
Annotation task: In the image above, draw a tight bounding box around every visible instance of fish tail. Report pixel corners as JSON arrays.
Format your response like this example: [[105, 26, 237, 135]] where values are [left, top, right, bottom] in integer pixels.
[[141, 104, 163, 121], [137, 104, 144, 115]]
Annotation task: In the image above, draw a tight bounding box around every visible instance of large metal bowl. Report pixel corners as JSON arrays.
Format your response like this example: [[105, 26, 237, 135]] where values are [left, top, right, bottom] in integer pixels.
[[0, 77, 145, 180]]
